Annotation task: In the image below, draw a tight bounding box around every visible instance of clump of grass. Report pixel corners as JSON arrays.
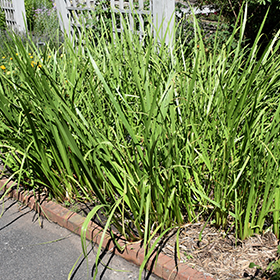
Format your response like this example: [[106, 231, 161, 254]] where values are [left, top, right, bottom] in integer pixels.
[[1, 5, 280, 279]]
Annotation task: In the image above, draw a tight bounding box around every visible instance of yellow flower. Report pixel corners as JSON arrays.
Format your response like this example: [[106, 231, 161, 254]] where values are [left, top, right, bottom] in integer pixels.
[[10, 57, 13, 60], [16, 53, 18, 56], [2, 56, 5, 59], [0, 65, 6, 70], [30, 56, 33, 59], [28, 53, 31, 56]]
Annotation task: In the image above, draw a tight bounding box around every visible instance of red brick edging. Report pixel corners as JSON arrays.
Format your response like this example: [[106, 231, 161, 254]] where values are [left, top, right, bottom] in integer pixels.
[[0, 178, 213, 280]]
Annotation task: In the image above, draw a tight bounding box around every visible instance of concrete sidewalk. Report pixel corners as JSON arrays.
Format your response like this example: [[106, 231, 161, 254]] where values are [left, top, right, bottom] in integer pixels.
[[0, 197, 162, 280]]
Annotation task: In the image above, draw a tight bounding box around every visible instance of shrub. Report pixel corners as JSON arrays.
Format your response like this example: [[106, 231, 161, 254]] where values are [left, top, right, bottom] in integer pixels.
[[33, 0, 59, 40], [24, 0, 35, 31], [0, 9, 6, 30], [24, 0, 55, 31], [175, 3, 241, 59], [194, 0, 280, 52]]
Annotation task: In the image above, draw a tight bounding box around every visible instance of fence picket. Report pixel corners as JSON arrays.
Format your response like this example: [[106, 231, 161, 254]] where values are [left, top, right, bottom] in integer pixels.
[[153, 0, 175, 45], [54, 0, 175, 45]]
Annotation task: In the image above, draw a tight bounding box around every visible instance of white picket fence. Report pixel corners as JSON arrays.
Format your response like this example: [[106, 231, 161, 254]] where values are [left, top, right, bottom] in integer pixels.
[[55, 0, 175, 45], [0, 0, 175, 44], [0, 0, 26, 32]]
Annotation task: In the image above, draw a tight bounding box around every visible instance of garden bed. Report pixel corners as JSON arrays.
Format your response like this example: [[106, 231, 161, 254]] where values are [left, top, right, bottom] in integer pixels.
[[1, 4, 280, 280]]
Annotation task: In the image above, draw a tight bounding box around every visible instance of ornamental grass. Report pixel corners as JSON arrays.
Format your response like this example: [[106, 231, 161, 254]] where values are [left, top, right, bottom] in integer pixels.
[[1, 6, 280, 279]]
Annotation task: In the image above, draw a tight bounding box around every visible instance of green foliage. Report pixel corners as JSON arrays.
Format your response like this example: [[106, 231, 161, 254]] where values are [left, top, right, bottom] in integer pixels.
[[24, 0, 55, 31], [1, 7, 280, 279], [24, 0, 35, 30], [85, 1, 111, 31], [176, 13, 240, 59], [176, 2, 243, 62], [0, 9, 6, 30], [195, 0, 280, 51], [21, 0, 61, 50], [32, 1, 60, 44]]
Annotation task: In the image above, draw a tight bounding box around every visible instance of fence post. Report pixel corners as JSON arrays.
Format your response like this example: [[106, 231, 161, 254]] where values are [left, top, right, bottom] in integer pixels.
[[153, 0, 175, 45], [0, 0, 26, 33], [54, 0, 71, 36], [13, 0, 26, 32]]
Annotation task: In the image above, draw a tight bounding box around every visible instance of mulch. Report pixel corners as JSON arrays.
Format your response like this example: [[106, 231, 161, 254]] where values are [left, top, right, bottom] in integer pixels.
[[152, 223, 279, 280]]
